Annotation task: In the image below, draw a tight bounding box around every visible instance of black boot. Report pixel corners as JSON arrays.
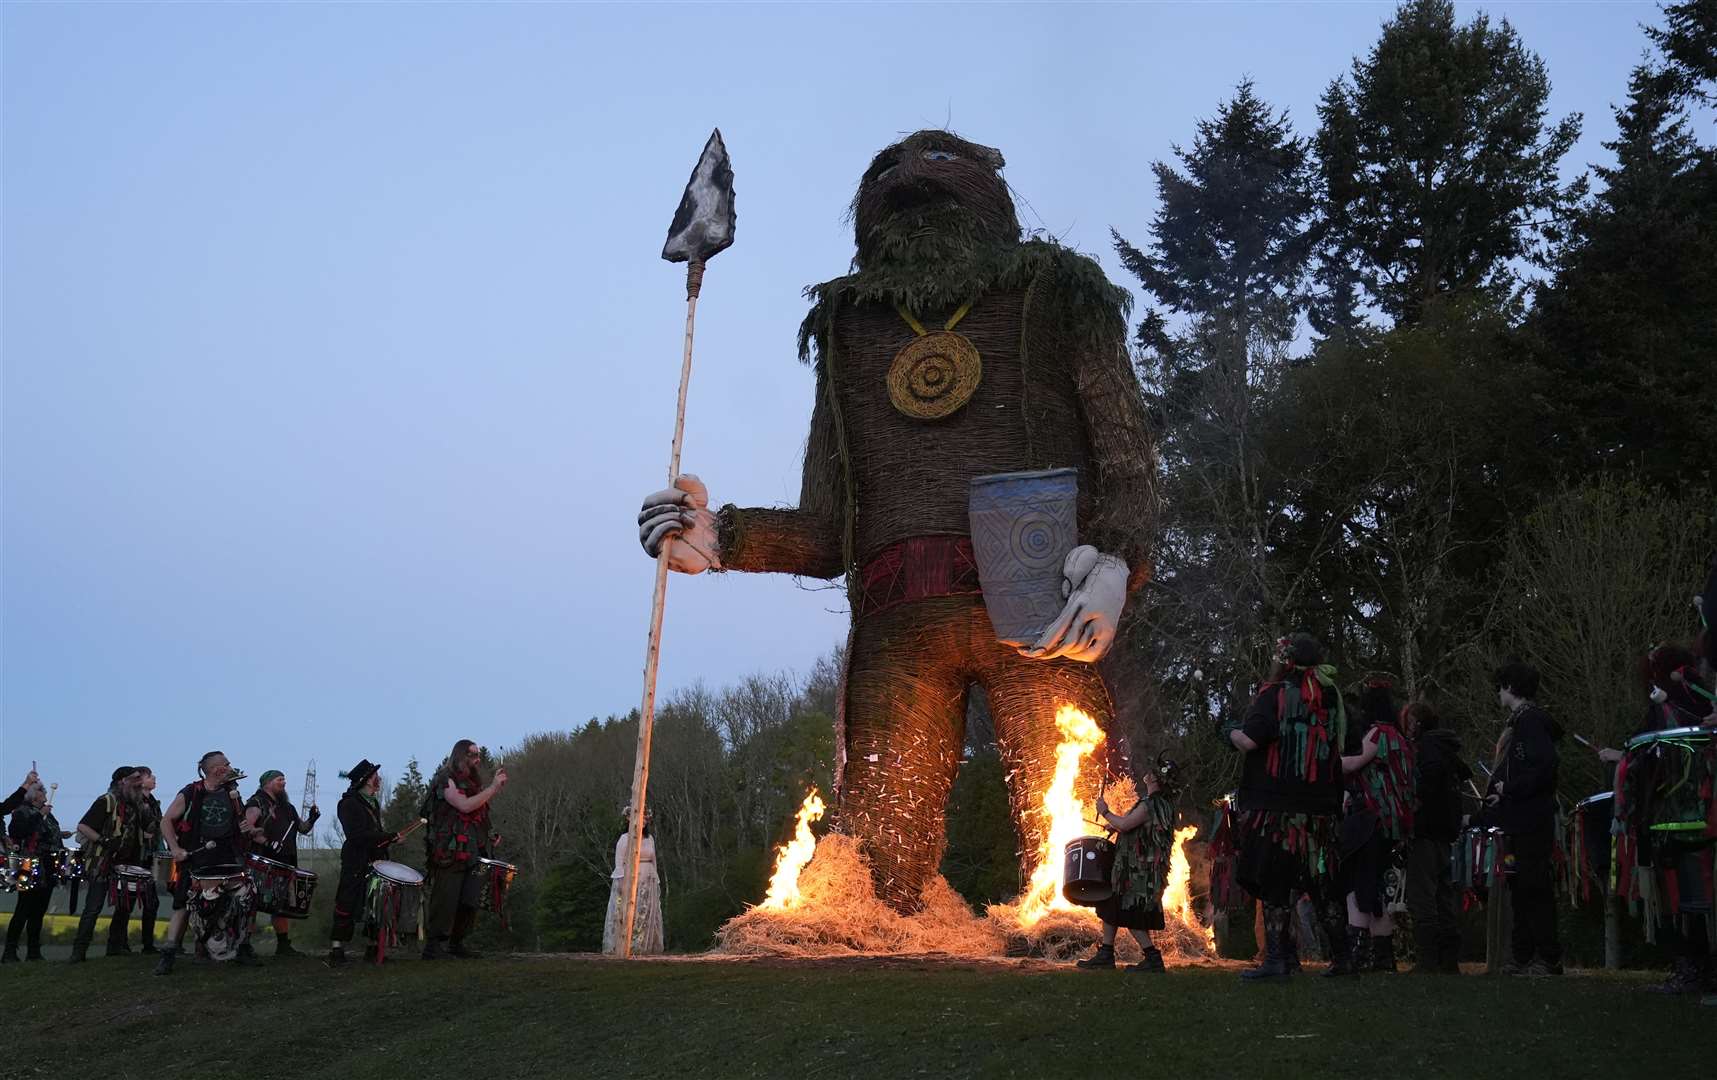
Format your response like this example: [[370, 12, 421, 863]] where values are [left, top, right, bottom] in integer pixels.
[[1371, 933, 1397, 973], [67, 943, 88, 965], [1076, 944, 1116, 969], [1126, 946, 1166, 973], [421, 936, 445, 960], [1, 944, 17, 964], [234, 942, 262, 967], [152, 945, 177, 976], [324, 946, 349, 967], [364, 945, 380, 965], [1321, 918, 1359, 978], [275, 934, 299, 958], [1241, 904, 1294, 982]]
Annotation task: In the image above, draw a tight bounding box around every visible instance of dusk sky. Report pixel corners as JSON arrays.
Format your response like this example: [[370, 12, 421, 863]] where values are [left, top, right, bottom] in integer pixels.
[[3, 2, 1665, 818]]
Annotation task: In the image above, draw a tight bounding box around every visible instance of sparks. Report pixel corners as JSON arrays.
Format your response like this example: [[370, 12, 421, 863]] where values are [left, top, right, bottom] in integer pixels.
[[759, 789, 826, 910]]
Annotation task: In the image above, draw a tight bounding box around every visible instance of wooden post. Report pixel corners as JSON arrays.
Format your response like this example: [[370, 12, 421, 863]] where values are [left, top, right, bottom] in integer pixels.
[[619, 259, 704, 958]]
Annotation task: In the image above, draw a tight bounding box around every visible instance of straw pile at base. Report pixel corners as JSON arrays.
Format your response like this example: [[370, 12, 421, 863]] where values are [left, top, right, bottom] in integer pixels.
[[716, 835, 1003, 957]]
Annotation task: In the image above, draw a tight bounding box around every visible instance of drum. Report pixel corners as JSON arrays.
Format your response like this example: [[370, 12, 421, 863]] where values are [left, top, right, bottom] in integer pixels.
[[365, 860, 424, 961], [4, 854, 48, 892], [53, 849, 85, 883], [1062, 835, 1116, 905], [1621, 726, 1715, 836], [246, 853, 317, 919], [111, 862, 154, 898], [1569, 792, 1615, 903], [1452, 826, 1510, 892], [153, 850, 178, 892], [475, 857, 518, 917], [187, 864, 255, 961]]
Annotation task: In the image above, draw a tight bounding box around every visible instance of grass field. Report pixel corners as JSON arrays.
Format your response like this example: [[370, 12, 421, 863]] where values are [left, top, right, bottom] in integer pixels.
[[3, 949, 1713, 1080]]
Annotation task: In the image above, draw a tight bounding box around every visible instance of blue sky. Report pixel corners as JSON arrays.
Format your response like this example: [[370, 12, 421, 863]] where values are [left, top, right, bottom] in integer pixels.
[[2, 1, 1665, 815]]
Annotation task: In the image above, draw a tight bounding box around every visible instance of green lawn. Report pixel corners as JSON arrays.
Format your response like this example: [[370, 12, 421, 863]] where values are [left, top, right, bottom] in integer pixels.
[[2, 952, 1711, 1079]]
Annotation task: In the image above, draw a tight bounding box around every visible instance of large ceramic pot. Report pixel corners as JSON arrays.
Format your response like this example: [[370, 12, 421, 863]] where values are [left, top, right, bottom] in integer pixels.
[[967, 467, 1078, 646]]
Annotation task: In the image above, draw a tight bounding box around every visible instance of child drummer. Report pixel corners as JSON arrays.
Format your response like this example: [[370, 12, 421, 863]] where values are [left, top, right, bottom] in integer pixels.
[[1076, 754, 1181, 973]]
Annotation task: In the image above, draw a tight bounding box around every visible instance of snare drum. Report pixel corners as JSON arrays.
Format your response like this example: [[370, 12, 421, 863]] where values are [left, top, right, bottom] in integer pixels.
[[1569, 792, 1615, 903], [1062, 835, 1116, 905], [1621, 726, 1715, 836], [475, 857, 518, 919], [245, 853, 318, 920], [54, 849, 85, 884], [188, 864, 255, 961], [111, 862, 154, 898], [365, 860, 424, 961]]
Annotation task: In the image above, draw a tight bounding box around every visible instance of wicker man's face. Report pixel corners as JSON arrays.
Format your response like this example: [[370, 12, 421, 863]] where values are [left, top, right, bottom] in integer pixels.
[[852, 131, 1020, 266]]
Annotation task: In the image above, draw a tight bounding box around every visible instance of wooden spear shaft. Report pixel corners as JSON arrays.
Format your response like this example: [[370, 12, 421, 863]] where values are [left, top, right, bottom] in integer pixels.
[[620, 259, 704, 958]]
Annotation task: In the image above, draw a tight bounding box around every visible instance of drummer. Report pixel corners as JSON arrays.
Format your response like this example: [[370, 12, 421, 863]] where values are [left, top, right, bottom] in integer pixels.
[[326, 759, 403, 967], [1601, 645, 1716, 995], [153, 751, 267, 975], [244, 769, 320, 957], [422, 740, 507, 960], [69, 766, 143, 964], [3, 779, 68, 962], [1075, 756, 1180, 973]]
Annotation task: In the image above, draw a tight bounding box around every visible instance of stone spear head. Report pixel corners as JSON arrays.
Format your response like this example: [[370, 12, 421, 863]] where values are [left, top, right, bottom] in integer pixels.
[[661, 128, 736, 265]]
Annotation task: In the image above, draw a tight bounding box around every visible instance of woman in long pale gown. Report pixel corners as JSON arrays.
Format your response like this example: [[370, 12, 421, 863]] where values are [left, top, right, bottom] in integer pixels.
[[603, 809, 664, 955]]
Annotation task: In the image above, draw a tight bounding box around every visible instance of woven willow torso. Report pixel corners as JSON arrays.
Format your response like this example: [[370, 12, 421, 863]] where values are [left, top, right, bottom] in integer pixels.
[[827, 287, 1093, 566]]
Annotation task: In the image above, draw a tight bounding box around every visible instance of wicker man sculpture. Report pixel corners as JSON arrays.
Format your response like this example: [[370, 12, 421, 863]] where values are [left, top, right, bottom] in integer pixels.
[[639, 131, 1156, 912]]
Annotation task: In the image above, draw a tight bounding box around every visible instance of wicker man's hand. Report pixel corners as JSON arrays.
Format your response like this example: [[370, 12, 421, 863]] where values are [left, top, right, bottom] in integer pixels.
[[1020, 546, 1128, 663], [638, 474, 721, 574]]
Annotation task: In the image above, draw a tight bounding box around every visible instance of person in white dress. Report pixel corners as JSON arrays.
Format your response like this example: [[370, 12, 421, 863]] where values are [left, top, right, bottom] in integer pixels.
[[603, 807, 664, 955]]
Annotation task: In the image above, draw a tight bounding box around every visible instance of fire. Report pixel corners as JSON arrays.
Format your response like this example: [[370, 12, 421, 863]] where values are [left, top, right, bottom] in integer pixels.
[[1015, 704, 1107, 926], [760, 789, 825, 910], [1163, 825, 1217, 953]]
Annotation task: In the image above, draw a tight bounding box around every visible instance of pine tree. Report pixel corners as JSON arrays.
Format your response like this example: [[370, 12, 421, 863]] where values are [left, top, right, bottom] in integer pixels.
[[1110, 79, 1317, 734], [1647, 0, 1717, 102], [1315, 0, 1582, 325]]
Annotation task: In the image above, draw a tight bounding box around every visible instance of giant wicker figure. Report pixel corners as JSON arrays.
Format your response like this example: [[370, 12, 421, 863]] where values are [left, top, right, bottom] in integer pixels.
[[639, 131, 1156, 911]]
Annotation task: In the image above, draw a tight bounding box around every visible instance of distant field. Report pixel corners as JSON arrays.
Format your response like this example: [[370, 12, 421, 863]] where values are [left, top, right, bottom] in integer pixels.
[[2, 951, 1713, 1080]]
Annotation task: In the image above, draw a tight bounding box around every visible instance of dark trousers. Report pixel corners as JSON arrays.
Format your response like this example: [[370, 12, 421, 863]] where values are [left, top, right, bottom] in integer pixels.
[[426, 865, 480, 940], [1405, 836, 1459, 968], [139, 879, 159, 946], [1507, 828, 1561, 965], [107, 881, 159, 949], [5, 886, 54, 956], [331, 865, 365, 944], [70, 875, 110, 955]]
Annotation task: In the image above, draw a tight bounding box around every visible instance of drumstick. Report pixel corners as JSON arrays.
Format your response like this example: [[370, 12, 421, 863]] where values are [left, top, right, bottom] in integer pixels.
[[1570, 732, 1600, 753], [395, 817, 428, 841], [45, 782, 57, 812]]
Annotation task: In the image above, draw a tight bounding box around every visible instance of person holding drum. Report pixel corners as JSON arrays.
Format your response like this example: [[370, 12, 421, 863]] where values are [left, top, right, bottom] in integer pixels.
[[327, 758, 406, 967], [1074, 756, 1179, 973], [422, 739, 507, 960], [99, 765, 160, 957], [1483, 661, 1564, 977], [69, 765, 144, 964], [243, 769, 320, 957], [1602, 645, 1716, 995], [3, 779, 69, 962], [1228, 633, 1356, 981], [153, 751, 267, 975], [1335, 676, 1414, 974]]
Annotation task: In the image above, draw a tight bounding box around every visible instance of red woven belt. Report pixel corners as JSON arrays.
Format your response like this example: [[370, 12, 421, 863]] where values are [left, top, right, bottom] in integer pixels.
[[856, 536, 981, 618]]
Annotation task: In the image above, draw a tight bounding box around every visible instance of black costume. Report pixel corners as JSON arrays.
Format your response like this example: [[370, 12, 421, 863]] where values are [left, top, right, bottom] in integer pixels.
[[1405, 726, 1470, 972], [3, 803, 65, 961], [1483, 702, 1563, 969], [330, 781, 393, 949], [69, 777, 137, 962], [167, 780, 246, 909], [1234, 658, 1353, 979], [246, 787, 317, 865]]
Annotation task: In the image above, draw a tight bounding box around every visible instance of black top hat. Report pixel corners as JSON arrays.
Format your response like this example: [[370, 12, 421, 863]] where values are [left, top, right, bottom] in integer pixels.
[[340, 759, 380, 791]]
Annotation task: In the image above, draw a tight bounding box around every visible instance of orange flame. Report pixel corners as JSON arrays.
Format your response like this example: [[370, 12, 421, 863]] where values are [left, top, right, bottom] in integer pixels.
[[759, 789, 825, 910], [1015, 704, 1106, 927], [1163, 825, 1216, 953]]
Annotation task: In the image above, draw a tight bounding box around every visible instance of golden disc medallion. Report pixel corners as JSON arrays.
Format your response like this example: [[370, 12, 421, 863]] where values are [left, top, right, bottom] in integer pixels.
[[885, 330, 982, 420]]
